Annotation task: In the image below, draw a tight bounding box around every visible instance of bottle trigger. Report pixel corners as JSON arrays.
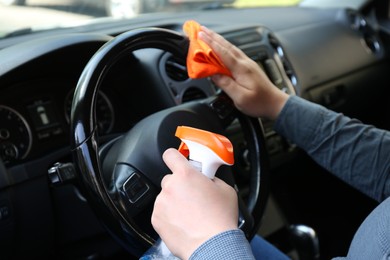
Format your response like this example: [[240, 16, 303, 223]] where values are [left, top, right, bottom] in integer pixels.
[[178, 142, 189, 158], [175, 126, 234, 179]]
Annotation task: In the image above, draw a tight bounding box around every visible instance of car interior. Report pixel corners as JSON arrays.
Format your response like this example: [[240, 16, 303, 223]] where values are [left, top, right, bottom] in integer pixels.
[[0, 0, 389, 259]]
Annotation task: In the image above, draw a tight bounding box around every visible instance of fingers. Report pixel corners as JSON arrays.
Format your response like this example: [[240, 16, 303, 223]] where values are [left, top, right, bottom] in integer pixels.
[[198, 26, 254, 101], [162, 148, 190, 173], [200, 26, 242, 57], [198, 26, 244, 72], [210, 74, 239, 97], [160, 173, 172, 189]]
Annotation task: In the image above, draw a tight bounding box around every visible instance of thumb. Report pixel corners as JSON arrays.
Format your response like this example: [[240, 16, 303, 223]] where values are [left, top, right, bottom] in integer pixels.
[[162, 148, 192, 174]]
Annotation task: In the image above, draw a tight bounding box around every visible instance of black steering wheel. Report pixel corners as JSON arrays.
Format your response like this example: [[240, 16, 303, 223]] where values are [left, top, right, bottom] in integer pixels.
[[70, 27, 269, 257]]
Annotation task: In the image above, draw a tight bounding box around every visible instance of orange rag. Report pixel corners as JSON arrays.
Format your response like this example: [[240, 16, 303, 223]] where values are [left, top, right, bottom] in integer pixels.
[[183, 20, 232, 79]]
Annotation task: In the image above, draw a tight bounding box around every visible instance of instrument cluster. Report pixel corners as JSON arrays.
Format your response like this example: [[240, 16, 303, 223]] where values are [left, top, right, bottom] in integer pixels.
[[0, 81, 116, 166]]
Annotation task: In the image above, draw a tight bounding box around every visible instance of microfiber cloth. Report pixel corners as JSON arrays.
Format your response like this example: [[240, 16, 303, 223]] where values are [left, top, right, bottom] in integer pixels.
[[183, 20, 232, 79]]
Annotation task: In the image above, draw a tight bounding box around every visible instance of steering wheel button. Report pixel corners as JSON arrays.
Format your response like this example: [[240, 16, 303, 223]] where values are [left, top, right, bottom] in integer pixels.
[[123, 173, 150, 203]]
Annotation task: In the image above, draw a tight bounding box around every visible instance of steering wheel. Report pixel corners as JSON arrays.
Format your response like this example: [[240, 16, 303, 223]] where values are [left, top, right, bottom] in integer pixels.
[[70, 27, 269, 257]]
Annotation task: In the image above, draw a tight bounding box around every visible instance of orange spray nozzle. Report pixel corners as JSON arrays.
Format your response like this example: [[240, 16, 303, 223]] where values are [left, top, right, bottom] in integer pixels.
[[175, 126, 234, 178]]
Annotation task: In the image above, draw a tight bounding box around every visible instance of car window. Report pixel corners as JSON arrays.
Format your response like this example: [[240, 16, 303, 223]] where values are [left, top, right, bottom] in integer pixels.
[[2, 0, 363, 39]]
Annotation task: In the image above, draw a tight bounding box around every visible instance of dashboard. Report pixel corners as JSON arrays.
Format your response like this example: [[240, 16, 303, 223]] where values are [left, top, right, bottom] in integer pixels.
[[0, 24, 299, 167], [0, 1, 389, 259], [1, 6, 387, 166]]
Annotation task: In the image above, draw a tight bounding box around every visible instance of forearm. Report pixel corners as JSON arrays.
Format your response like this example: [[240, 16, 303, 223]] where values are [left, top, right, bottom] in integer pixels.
[[274, 95, 390, 202]]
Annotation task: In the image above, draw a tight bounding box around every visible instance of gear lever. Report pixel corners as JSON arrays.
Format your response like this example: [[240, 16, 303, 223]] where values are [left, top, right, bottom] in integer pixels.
[[288, 224, 320, 260]]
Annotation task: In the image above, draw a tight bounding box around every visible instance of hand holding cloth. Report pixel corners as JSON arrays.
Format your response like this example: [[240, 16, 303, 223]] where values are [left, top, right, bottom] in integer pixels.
[[183, 20, 232, 79]]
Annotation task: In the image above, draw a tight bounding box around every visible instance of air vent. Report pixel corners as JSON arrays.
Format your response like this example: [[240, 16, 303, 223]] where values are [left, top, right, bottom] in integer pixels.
[[224, 30, 262, 46], [165, 55, 188, 81], [347, 9, 381, 55], [182, 87, 207, 103], [347, 9, 367, 31], [268, 34, 298, 92]]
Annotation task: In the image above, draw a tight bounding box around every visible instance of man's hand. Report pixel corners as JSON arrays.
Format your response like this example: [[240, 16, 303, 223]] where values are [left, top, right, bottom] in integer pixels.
[[151, 148, 239, 260], [198, 26, 289, 120]]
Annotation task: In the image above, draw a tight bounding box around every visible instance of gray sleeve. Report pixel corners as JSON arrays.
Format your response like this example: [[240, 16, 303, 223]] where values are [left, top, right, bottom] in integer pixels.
[[274, 95, 390, 202], [189, 229, 255, 260]]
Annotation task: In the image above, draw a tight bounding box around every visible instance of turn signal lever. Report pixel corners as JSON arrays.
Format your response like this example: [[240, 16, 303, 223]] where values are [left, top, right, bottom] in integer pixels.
[[48, 162, 76, 186]]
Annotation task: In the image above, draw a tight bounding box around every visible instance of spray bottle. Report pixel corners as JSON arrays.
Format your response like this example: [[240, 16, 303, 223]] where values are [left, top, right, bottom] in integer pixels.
[[140, 126, 234, 259]]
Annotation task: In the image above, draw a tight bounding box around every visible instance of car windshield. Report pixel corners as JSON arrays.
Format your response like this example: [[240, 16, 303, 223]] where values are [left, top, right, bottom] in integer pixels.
[[0, 0, 364, 39]]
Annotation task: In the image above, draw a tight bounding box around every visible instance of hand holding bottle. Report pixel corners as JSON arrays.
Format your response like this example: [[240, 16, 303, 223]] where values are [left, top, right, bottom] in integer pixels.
[[151, 148, 239, 260]]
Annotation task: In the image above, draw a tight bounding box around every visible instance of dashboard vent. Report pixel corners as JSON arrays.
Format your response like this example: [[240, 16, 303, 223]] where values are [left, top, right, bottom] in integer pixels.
[[347, 9, 381, 55], [165, 55, 188, 81], [161, 53, 215, 105], [224, 30, 262, 46], [268, 34, 298, 92], [182, 87, 207, 103]]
